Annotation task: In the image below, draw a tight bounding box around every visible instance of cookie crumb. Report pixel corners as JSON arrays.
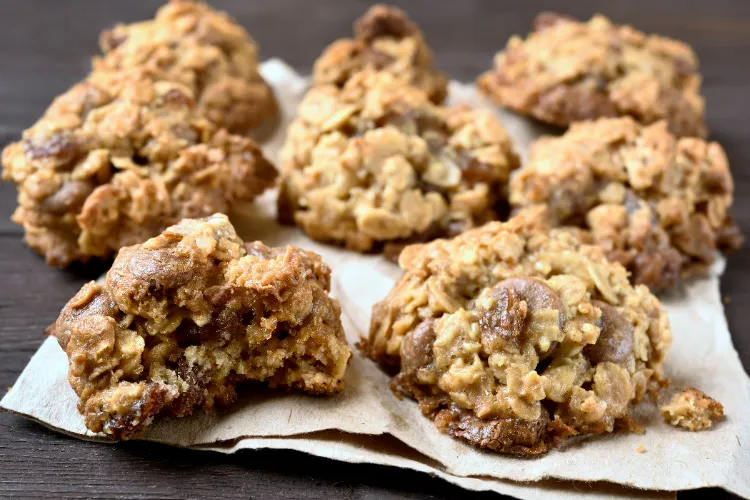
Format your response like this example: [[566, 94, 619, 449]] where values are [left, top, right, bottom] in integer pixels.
[[636, 445, 646, 453], [660, 387, 724, 431]]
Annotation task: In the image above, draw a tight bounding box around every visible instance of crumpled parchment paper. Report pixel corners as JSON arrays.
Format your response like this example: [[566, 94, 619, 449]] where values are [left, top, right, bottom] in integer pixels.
[[2, 60, 749, 500]]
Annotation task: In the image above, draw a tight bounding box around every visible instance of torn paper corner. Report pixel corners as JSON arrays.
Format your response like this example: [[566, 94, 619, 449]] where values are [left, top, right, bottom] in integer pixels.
[[2, 59, 750, 500]]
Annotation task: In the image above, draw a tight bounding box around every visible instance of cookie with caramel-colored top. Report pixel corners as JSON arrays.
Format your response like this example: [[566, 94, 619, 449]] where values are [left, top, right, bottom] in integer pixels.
[[53, 214, 350, 439], [478, 12, 706, 137], [362, 208, 671, 454], [279, 71, 519, 258], [95, 0, 276, 133], [313, 4, 447, 103], [1, 71, 276, 267], [510, 117, 741, 292]]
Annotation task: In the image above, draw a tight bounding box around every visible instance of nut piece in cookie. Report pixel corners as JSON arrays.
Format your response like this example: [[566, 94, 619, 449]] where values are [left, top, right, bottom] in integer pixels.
[[52, 214, 351, 439], [94, 0, 276, 133], [478, 12, 707, 137], [279, 71, 520, 258], [660, 387, 724, 431], [312, 4, 447, 103], [362, 208, 671, 454], [1, 72, 277, 267], [510, 117, 742, 292]]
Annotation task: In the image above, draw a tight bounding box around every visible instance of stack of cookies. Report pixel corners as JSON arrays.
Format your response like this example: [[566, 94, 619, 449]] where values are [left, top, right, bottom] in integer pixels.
[[1, 2, 736, 452]]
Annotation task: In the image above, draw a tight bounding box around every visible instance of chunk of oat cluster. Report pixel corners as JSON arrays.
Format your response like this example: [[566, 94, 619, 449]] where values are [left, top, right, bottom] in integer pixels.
[[279, 71, 520, 258], [312, 4, 448, 103], [362, 208, 671, 454], [478, 12, 707, 138], [1, 71, 277, 267], [95, 0, 276, 133], [660, 387, 724, 431], [510, 117, 742, 292], [52, 214, 350, 439]]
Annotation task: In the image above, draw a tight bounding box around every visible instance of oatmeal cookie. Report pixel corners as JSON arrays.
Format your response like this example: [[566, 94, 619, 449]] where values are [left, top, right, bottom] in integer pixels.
[[478, 12, 707, 137], [94, 0, 276, 133], [660, 387, 724, 431], [279, 71, 520, 257], [362, 208, 671, 454], [1, 71, 277, 267], [52, 214, 350, 439], [312, 4, 447, 104], [510, 117, 741, 292]]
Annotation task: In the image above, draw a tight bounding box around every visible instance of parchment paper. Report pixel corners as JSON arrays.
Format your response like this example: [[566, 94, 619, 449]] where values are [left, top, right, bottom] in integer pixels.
[[2, 60, 749, 500]]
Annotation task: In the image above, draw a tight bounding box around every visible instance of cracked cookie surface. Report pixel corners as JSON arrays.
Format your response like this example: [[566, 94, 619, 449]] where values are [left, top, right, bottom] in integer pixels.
[[510, 117, 741, 292], [362, 209, 671, 454], [95, 0, 276, 133], [53, 214, 350, 439], [279, 71, 519, 258], [1, 72, 277, 267], [478, 12, 707, 137], [312, 4, 447, 104]]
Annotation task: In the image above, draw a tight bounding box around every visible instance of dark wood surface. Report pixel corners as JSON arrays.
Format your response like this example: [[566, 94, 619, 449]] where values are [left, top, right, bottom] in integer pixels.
[[1, 1, 748, 498]]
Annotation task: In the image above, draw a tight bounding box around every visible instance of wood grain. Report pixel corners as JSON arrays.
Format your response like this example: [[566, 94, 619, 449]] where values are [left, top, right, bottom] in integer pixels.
[[1, 1, 748, 498]]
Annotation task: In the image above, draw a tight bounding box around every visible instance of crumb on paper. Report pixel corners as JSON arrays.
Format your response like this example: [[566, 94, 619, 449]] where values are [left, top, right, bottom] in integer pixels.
[[660, 387, 724, 431], [636, 445, 646, 453]]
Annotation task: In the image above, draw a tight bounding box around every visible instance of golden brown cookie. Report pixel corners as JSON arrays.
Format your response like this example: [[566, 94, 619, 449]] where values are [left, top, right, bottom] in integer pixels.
[[478, 12, 707, 137], [52, 214, 350, 439], [312, 4, 447, 103], [279, 71, 519, 258], [510, 117, 742, 292], [1, 72, 277, 267], [362, 208, 671, 454], [95, 0, 277, 133]]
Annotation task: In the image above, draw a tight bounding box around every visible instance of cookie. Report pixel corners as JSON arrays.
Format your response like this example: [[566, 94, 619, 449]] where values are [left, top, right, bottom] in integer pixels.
[[52, 214, 350, 439], [95, 0, 277, 133], [510, 117, 742, 292], [312, 4, 447, 104], [362, 208, 671, 454], [1, 71, 277, 267], [279, 71, 520, 258], [478, 12, 707, 138], [660, 387, 724, 431]]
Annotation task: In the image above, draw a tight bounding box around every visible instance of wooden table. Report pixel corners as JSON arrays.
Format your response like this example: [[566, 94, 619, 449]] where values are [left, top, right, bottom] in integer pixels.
[[1, 1, 748, 498]]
